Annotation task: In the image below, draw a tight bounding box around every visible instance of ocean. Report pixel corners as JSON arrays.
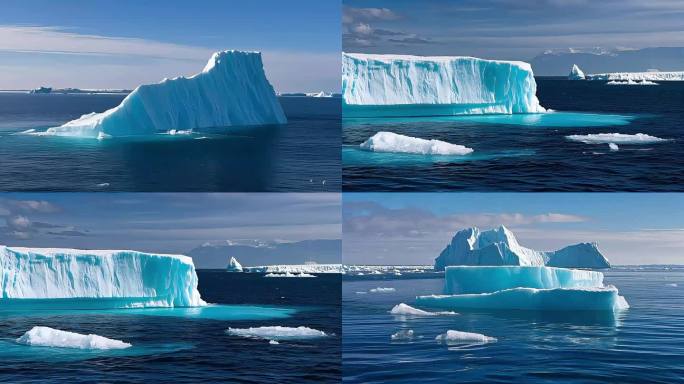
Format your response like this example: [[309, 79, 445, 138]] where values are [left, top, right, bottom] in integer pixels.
[[343, 79, 684, 191], [0, 94, 340, 192], [342, 267, 684, 383], [0, 272, 341, 383]]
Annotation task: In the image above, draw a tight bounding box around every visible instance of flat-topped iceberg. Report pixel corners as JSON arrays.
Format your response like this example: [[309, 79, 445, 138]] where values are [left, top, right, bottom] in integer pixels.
[[244, 264, 342, 274], [360, 132, 474, 156], [342, 53, 546, 116], [587, 71, 684, 81], [434, 225, 610, 270], [435, 330, 497, 344], [416, 265, 628, 312], [568, 64, 585, 80], [0, 246, 206, 307], [226, 326, 328, 341], [16, 326, 131, 350], [566, 133, 668, 144], [44, 50, 286, 138]]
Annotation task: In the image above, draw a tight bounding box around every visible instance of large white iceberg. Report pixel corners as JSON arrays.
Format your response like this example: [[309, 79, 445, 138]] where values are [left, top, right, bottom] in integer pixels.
[[45, 50, 286, 138], [416, 266, 628, 312], [587, 71, 684, 81], [0, 246, 206, 307], [226, 256, 243, 272], [16, 326, 131, 350], [342, 53, 546, 115], [434, 225, 610, 270], [568, 64, 585, 80], [360, 131, 474, 156]]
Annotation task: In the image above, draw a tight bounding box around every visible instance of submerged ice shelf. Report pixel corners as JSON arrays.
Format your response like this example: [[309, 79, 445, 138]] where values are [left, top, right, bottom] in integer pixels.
[[342, 53, 546, 117], [435, 225, 611, 270], [0, 246, 206, 307], [42, 50, 286, 138], [416, 266, 628, 312]]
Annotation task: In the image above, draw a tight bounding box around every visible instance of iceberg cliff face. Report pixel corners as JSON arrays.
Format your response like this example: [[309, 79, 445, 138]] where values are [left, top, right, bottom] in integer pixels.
[[434, 225, 610, 270], [342, 53, 546, 116], [47, 50, 286, 138], [0, 246, 206, 307]]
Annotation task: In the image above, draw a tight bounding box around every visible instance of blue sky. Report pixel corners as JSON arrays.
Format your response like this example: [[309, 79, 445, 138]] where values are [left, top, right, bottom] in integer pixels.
[[343, 0, 684, 61], [0, 193, 341, 255], [343, 193, 684, 265], [0, 0, 340, 91]]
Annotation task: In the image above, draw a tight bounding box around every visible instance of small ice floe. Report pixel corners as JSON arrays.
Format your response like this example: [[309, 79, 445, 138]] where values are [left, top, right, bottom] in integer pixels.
[[269, 340, 280, 345], [609, 143, 619, 151], [391, 329, 414, 341], [360, 131, 473, 156], [369, 287, 396, 293], [666, 283, 678, 287], [606, 79, 658, 85], [226, 326, 328, 342], [16, 326, 131, 350], [390, 303, 457, 316], [96, 183, 110, 188], [166, 129, 193, 135], [435, 330, 497, 345], [264, 272, 316, 278], [566, 133, 668, 144]]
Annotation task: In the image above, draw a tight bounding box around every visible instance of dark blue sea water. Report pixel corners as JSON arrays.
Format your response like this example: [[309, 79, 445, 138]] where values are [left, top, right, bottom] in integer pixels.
[[0, 94, 340, 191], [343, 80, 684, 191], [0, 272, 341, 383], [343, 267, 684, 383]]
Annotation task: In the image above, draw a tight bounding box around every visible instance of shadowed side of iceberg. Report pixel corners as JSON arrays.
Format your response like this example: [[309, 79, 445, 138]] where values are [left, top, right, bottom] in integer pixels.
[[45, 50, 286, 138], [0, 246, 206, 307]]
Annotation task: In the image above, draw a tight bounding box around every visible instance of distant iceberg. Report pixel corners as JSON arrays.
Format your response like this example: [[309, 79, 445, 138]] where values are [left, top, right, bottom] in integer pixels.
[[0, 246, 206, 307], [566, 133, 668, 144], [434, 225, 610, 270], [16, 326, 131, 350], [305, 91, 334, 98], [360, 132, 474, 156], [264, 272, 316, 278], [44, 50, 286, 138], [342, 53, 546, 116], [390, 303, 456, 316], [568, 64, 585, 80], [416, 266, 629, 312], [588, 71, 684, 81], [226, 326, 328, 341], [606, 79, 658, 85], [245, 264, 342, 274], [226, 256, 243, 272]]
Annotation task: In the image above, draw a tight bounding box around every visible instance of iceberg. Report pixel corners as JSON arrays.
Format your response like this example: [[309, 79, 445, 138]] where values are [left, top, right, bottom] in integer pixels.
[[416, 265, 629, 312], [435, 330, 497, 344], [391, 329, 415, 341], [360, 132, 474, 156], [588, 71, 684, 81], [434, 225, 610, 270], [342, 53, 546, 116], [16, 326, 132, 350], [264, 272, 315, 278], [226, 326, 328, 341], [226, 256, 243, 272], [44, 50, 286, 138], [606, 79, 658, 85], [0, 246, 206, 307], [566, 133, 668, 144], [568, 64, 585, 80], [390, 303, 456, 316], [369, 287, 396, 293], [245, 264, 342, 274]]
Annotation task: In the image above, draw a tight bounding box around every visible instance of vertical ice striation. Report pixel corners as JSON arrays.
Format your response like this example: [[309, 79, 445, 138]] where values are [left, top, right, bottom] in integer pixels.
[[46, 50, 286, 137], [0, 246, 206, 307], [342, 53, 546, 116]]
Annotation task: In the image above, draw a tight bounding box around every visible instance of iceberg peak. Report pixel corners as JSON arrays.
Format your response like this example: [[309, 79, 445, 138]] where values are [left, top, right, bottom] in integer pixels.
[[226, 256, 243, 272], [434, 226, 610, 270], [568, 64, 585, 80]]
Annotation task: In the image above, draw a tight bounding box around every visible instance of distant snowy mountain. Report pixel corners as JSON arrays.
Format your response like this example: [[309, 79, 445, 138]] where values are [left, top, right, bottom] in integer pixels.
[[531, 47, 684, 76], [188, 239, 341, 269]]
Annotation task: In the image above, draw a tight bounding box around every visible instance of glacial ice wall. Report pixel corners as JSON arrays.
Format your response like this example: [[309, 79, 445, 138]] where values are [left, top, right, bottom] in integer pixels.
[[434, 225, 610, 270], [342, 53, 546, 115], [443, 266, 604, 294], [47, 50, 286, 138], [0, 246, 206, 307]]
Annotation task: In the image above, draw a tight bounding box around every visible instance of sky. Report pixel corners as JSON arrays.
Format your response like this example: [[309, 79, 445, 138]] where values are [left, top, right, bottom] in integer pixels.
[[0, 0, 340, 92], [343, 0, 684, 61], [343, 193, 684, 266], [0, 193, 341, 255]]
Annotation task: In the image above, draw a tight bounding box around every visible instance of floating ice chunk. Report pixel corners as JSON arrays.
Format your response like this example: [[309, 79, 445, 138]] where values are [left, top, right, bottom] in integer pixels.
[[370, 287, 396, 293], [226, 256, 243, 272], [16, 326, 131, 350], [360, 132, 474, 156], [568, 64, 585, 80], [435, 330, 497, 345], [343, 53, 546, 115], [606, 79, 658, 85], [166, 129, 193, 135], [44, 51, 286, 138], [390, 303, 457, 316], [566, 133, 668, 144], [226, 326, 328, 341], [245, 264, 342, 274], [0, 246, 206, 307], [269, 340, 280, 345], [435, 225, 610, 270], [609, 143, 619, 151], [391, 329, 414, 341], [264, 272, 316, 278]]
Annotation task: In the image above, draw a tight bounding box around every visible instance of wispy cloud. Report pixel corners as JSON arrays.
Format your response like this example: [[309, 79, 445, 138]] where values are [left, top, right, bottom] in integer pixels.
[[342, 6, 439, 50]]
